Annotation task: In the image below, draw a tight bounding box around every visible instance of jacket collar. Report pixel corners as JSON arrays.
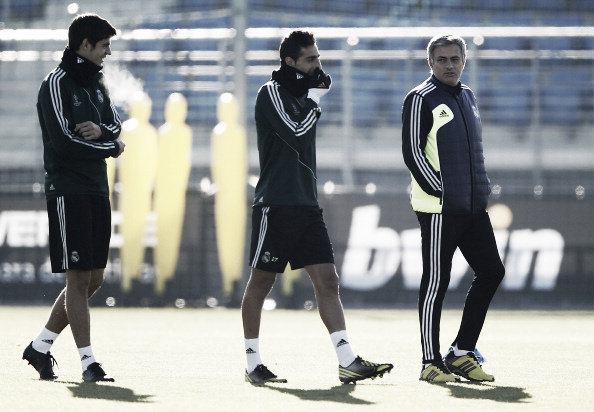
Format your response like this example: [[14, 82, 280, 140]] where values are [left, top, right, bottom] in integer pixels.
[[60, 47, 101, 87], [430, 74, 462, 96]]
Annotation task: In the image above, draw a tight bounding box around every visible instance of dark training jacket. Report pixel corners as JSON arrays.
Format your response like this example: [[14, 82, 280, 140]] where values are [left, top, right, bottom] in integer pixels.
[[252, 77, 321, 207], [37, 49, 121, 199], [402, 75, 490, 215]]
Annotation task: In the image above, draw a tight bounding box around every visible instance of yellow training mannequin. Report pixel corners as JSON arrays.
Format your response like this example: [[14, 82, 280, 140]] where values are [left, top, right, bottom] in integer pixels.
[[211, 93, 247, 298], [118, 91, 158, 292], [153, 93, 192, 294]]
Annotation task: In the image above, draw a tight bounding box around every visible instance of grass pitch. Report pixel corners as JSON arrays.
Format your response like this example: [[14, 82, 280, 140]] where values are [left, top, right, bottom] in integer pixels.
[[1, 306, 593, 412]]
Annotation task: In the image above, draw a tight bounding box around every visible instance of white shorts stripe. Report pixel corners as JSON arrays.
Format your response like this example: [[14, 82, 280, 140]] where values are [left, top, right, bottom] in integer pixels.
[[56, 196, 69, 271], [250, 206, 269, 267]]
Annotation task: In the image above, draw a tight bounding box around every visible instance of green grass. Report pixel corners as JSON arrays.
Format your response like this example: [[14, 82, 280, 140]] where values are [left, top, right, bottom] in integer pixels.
[[1, 307, 593, 412]]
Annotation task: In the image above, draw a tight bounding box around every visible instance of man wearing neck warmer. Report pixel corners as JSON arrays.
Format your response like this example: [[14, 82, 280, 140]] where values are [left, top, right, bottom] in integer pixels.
[[242, 30, 393, 385], [23, 13, 124, 383]]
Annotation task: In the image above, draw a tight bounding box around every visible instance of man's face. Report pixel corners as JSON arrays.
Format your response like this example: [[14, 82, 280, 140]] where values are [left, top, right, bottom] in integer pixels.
[[286, 44, 322, 76], [428, 44, 465, 86], [77, 37, 112, 67]]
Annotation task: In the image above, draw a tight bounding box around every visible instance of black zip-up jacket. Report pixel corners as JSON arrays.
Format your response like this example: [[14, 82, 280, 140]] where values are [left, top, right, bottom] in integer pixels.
[[252, 65, 321, 207], [401, 75, 490, 214], [37, 48, 121, 199]]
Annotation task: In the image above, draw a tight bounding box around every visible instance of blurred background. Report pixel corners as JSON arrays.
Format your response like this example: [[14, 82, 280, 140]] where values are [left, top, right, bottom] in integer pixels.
[[0, 0, 592, 310]]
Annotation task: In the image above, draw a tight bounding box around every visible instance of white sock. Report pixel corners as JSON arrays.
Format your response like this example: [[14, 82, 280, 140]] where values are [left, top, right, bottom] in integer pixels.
[[330, 330, 356, 367], [78, 346, 97, 371], [244, 338, 263, 374], [453, 344, 472, 357], [32, 328, 59, 354]]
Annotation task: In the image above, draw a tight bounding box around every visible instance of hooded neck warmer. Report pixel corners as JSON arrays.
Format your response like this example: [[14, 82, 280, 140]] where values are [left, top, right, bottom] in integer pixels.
[[61, 47, 102, 87], [271, 62, 311, 97]]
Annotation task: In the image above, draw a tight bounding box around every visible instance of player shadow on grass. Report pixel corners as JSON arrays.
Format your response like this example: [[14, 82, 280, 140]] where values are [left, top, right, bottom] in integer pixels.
[[64, 382, 154, 403], [440, 382, 532, 403], [258, 383, 374, 405]]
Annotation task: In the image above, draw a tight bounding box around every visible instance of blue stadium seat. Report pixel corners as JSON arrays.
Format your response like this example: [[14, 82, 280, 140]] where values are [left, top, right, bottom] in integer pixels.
[[137, 15, 183, 29], [478, 0, 520, 11], [349, 69, 395, 127], [541, 68, 591, 126], [537, 15, 585, 50], [439, 11, 487, 26], [488, 71, 534, 126], [487, 12, 534, 26], [576, 0, 594, 11], [527, 0, 567, 11], [248, 13, 283, 27], [482, 14, 534, 50], [541, 91, 582, 125], [5, 0, 44, 19], [540, 14, 584, 26], [481, 36, 532, 51], [536, 37, 573, 50], [175, 0, 224, 11], [189, 15, 230, 28]]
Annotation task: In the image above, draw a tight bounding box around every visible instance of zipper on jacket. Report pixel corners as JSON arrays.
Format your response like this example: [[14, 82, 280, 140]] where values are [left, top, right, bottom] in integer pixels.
[[82, 88, 102, 124]]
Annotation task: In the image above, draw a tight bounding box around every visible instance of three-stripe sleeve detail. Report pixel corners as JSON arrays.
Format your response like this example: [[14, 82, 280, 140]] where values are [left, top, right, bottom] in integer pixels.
[[47, 69, 116, 151], [266, 82, 318, 136], [409, 85, 441, 191]]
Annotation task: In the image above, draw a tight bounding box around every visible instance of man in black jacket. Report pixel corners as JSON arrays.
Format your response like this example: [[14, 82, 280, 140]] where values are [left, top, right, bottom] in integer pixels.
[[23, 13, 124, 382], [242, 30, 393, 384], [401, 34, 505, 383]]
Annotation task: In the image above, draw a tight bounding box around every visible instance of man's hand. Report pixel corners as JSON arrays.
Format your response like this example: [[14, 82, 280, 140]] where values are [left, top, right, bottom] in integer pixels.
[[306, 69, 332, 104], [75, 121, 102, 141], [113, 139, 125, 158]]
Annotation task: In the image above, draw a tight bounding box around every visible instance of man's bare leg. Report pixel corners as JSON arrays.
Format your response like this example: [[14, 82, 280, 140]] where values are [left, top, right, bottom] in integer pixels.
[[45, 269, 105, 334]]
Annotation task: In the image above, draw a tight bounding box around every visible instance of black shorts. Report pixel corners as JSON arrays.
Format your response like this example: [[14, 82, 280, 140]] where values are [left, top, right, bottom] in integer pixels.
[[249, 206, 335, 273], [47, 194, 111, 273]]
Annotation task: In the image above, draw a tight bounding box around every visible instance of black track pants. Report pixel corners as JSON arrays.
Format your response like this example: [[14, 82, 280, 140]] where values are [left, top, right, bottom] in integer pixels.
[[416, 211, 505, 364]]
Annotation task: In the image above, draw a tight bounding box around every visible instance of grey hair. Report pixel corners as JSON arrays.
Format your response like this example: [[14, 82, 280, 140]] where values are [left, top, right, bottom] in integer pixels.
[[427, 34, 467, 63]]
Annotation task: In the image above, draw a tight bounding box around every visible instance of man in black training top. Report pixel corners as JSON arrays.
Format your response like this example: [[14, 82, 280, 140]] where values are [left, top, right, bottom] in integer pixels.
[[23, 13, 124, 382], [401, 34, 505, 383], [241, 30, 393, 384]]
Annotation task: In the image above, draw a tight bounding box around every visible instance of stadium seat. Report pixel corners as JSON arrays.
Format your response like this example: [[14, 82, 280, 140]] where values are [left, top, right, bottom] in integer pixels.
[[527, 0, 568, 11], [488, 71, 534, 126], [541, 68, 591, 126]]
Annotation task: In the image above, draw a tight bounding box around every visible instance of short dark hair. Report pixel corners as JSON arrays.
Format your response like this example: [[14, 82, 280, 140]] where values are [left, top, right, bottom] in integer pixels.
[[279, 30, 316, 62], [67, 13, 117, 51], [427, 34, 466, 63]]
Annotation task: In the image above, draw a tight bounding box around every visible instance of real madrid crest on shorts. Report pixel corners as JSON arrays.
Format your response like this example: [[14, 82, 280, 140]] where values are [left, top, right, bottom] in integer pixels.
[[262, 251, 271, 263], [71, 251, 80, 263]]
